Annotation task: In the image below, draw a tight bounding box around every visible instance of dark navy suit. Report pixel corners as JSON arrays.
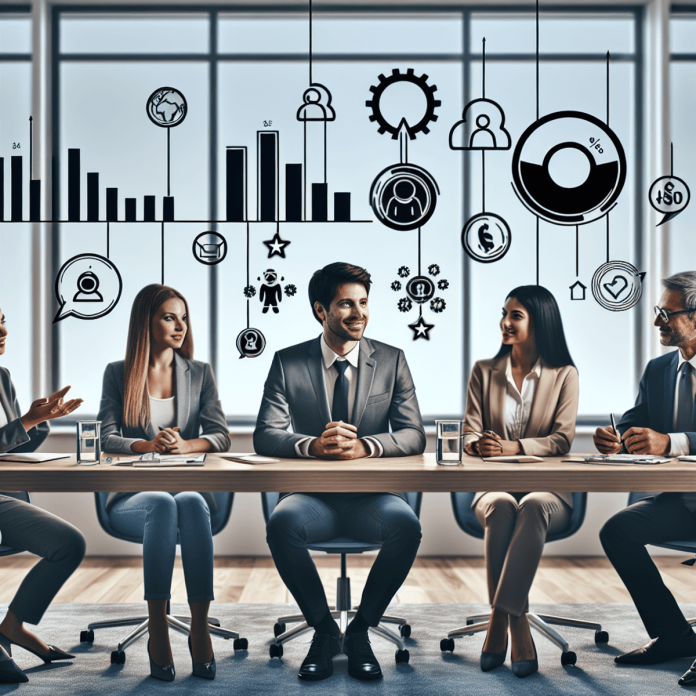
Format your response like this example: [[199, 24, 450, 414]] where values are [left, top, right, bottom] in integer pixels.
[[601, 351, 696, 639]]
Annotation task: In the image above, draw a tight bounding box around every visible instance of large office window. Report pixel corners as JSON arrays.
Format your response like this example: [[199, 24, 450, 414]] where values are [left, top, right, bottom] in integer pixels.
[[50, 7, 642, 423]]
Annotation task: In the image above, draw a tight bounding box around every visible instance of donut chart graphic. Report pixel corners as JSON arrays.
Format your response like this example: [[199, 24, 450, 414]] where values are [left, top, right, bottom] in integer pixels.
[[512, 111, 626, 226]]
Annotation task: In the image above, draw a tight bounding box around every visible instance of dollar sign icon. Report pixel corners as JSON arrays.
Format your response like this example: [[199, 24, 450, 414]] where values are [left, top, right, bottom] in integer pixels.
[[478, 223, 494, 254]]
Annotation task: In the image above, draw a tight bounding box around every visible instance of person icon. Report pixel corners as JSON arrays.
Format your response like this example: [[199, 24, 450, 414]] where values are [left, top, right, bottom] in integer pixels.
[[296, 83, 336, 122], [385, 179, 424, 225], [73, 270, 103, 303], [449, 98, 511, 151], [259, 270, 283, 314]]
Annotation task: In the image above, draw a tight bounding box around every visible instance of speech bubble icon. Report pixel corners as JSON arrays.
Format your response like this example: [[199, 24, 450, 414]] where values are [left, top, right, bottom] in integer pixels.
[[53, 254, 122, 323], [648, 175, 690, 226]]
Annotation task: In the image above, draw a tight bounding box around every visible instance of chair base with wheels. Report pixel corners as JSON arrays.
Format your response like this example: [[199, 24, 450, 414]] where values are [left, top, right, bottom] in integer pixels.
[[440, 491, 607, 666], [83, 492, 247, 664], [439, 610, 607, 666]]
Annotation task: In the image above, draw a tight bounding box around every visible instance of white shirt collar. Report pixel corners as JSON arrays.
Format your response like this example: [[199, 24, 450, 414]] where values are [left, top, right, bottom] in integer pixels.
[[320, 334, 361, 370], [505, 354, 542, 382], [677, 350, 696, 371]]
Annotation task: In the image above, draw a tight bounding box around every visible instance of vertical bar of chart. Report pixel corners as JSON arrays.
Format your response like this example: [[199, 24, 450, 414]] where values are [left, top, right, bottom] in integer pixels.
[[30, 180, 41, 222], [163, 196, 174, 221], [0, 158, 4, 221], [285, 164, 302, 221], [11, 156, 22, 222], [87, 173, 99, 222], [106, 188, 118, 222], [257, 131, 278, 221], [334, 192, 351, 222], [311, 183, 327, 222], [144, 196, 155, 222], [125, 198, 136, 222], [226, 147, 246, 221], [68, 149, 80, 222]]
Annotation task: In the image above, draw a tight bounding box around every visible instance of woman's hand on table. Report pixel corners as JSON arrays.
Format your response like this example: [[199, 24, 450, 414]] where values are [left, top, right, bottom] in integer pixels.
[[131, 432, 169, 454], [159, 427, 193, 454], [477, 433, 521, 457]]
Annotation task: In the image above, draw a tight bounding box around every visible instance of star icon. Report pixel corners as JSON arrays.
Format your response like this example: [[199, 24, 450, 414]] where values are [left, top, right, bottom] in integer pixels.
[[408, 314, 434, 341], [263, 231, 291, 259]]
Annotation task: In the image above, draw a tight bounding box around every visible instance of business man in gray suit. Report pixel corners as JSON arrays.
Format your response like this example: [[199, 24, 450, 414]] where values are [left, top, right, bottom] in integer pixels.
[[254, 262, 425, 682]]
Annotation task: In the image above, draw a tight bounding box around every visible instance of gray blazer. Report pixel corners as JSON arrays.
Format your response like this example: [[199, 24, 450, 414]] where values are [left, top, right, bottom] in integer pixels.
[[98, 353, 231, 510], [0, 367, 49, 454], [253, 335, 426, 459]]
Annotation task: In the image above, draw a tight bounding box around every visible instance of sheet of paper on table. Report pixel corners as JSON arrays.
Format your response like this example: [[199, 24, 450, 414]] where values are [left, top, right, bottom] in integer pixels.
[[221, 453, 281, 465]]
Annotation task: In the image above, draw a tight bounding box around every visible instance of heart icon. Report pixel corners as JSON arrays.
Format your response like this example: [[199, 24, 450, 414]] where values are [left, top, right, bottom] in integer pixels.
[[603, 275, 629, 300]]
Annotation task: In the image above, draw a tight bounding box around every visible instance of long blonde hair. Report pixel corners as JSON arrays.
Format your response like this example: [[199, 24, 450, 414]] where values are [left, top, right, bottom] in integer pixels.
[[122, 284, 194, 429]]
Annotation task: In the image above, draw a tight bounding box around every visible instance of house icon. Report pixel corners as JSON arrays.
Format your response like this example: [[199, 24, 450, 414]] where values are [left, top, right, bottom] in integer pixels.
[[569, 280, 587, 301]]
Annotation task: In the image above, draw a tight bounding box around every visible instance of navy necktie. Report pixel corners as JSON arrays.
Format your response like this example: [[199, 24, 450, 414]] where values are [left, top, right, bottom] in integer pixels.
[[332, 360, 350, 424], [676, 362, 694, 433]]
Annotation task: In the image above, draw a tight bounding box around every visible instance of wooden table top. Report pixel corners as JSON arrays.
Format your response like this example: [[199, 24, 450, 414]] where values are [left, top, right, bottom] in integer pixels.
[[0, 453, 695, 493]]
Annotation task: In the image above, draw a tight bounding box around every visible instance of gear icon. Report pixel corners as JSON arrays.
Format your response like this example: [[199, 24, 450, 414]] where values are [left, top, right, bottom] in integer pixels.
[[284, 284, 297, 297], [438, 279, 449, 291], [398, 266, 410, 278], [391, 280, 402, 292], [430, 297, 446, 313], [428, 264, 440, 277], [398, 297, 413, 313], [366, 68, 441, 140], [243, 285, 256, 299]]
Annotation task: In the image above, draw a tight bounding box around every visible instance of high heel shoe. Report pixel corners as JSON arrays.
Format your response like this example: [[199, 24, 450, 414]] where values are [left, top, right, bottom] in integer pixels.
[[480, 636, 508, 672], [147, 638, 175, 682], [0, 646, 27, 684], [511, 637, 538, 678], [188, 635, 216, 680], [0, 630, 73, 664]]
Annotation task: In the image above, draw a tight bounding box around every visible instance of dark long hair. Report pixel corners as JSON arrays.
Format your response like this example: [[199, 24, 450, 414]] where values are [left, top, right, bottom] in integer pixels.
[[494, 285, 575, 368]]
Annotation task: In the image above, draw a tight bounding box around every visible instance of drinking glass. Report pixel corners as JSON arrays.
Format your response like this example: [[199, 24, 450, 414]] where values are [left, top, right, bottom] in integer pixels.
[[436, 420, 463, 465], [76, 420, 101, 465]]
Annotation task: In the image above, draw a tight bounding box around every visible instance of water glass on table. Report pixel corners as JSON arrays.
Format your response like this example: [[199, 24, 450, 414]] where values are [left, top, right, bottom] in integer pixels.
[[436, 420, 463, 466]]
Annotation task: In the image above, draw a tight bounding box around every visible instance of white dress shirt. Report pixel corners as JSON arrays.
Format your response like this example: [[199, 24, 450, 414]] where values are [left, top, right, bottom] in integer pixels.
[[668, 351, 696, 456], [503, 356, 542, 441], [149, 396, 176, 431], [295, 335, 382, 458]]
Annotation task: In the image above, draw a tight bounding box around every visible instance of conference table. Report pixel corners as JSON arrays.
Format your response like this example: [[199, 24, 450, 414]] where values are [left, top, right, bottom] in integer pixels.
[[1, 453, 696, 492]]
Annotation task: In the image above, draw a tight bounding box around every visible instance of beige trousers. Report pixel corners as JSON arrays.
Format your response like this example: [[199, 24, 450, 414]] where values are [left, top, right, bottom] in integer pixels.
[[474, 491, 571, 617]]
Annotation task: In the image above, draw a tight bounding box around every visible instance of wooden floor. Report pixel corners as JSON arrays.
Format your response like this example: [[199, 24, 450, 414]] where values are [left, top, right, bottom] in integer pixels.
[[1, 556, 695, 605]]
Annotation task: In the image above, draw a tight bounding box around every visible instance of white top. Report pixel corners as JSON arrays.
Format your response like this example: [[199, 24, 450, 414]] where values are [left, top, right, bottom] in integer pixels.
[[503, 356, 542, 441], [149, 396, 176, 431], [0, 402, 7, 429], [296, 336, 382, 458], [668, 351, 696, 456]]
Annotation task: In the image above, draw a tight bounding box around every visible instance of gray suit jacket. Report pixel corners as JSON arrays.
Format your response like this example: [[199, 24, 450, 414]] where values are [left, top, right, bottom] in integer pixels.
[[253, 336, 426, 460], [0, 367, 49, 454], [98, 353, 231, 510]]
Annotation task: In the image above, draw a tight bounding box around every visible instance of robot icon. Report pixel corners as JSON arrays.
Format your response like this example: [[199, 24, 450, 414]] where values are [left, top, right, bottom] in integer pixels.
[[449, 98, 511, 151]]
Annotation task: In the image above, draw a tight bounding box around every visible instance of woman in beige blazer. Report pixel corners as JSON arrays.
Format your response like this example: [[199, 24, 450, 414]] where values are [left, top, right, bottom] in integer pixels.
[[463, 285, 578, 678]]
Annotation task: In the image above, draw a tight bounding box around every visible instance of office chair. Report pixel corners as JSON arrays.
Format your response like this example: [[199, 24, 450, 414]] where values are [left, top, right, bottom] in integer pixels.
[[627, 491, 696, 628], [262, 492, 422, 664], [80, 492, 247, 664], [439, 492, 608, 666]]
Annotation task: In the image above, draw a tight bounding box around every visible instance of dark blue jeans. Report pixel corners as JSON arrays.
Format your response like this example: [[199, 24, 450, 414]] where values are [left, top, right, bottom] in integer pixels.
[[266, 493, 422, 627], [109, 492, 214, 603]]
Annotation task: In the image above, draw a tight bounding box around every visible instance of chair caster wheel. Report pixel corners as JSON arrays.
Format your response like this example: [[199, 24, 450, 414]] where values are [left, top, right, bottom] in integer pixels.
[[395, 649, 410, 664], [399, 624, 411, 639], [561, 651, 577, 666], [595, 630, 609, 644], [110, 650, 126, 665], [269, 643, 283, 659], [273, 622, 286, 637], [234, 638, 248, 651], [440, 638, 455, 652], [80, 630, 94, 643]]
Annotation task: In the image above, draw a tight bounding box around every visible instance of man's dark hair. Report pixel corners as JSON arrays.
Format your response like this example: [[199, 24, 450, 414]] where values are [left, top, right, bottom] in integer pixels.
[[308, 262, 372, 324]]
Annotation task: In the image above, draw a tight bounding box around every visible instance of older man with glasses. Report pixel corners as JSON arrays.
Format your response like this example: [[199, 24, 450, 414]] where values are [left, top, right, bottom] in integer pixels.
[[593, 271, 696, 680]]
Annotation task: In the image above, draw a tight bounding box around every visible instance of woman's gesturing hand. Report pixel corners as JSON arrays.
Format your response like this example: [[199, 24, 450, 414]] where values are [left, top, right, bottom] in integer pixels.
[[21, 386, 83, 431]]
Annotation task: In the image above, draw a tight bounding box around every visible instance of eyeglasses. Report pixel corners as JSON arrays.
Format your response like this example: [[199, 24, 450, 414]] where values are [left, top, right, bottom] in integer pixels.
[[654, 306, 696, 323]]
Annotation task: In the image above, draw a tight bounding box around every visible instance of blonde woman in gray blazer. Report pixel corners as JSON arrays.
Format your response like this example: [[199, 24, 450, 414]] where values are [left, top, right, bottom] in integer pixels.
[[97, 284, 230, 682], [0, 307, 85, 684], [462, 285, 579, 678]]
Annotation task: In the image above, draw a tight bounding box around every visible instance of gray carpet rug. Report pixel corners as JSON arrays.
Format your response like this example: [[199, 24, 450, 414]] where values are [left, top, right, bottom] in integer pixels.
[[0, 602, 693, 694]]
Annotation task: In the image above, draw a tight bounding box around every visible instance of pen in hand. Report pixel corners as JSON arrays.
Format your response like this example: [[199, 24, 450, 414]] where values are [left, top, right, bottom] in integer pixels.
[[610, 413, 625, 452]]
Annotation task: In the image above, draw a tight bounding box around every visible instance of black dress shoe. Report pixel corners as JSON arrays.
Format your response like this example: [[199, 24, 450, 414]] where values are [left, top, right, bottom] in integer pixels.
[[680, 660, 696, 686], [298, 632, 341, 681], [343, 632, 382, 681], [0, 631, 73, 664], [188, 635, 216, 680], [615, 634, 696, 665], [0, 647, 27, 684], [480, 636, 508, 672], [511, 637, 538, 679]]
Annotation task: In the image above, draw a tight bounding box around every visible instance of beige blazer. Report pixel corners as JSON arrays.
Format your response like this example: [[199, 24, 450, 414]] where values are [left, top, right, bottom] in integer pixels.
[[463, 356, 579, 509]]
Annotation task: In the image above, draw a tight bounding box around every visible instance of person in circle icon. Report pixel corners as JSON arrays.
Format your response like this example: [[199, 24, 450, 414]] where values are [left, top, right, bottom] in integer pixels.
[[73, 270, 103, 303], [449, 98, 511, 152], [386, 179, 424, 225], [296, 83, 335, 122], [471, 113, 496, 148]]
